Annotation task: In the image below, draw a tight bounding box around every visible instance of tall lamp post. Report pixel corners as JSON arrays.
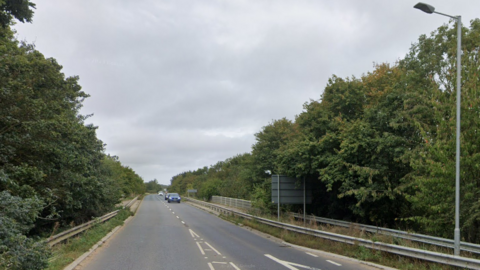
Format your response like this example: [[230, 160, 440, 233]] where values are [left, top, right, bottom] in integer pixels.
[[414, 2, 462, 256]]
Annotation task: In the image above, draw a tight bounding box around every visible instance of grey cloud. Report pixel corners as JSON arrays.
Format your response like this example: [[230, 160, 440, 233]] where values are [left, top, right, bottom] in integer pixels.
[[14, 0, 480, 184]]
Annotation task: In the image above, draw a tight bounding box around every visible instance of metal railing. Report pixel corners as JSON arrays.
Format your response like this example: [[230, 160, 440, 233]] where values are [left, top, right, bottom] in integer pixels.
[[209, 196, 480, 256], [289, 213, 480, 256], [186, 198, 480, 269], [211, 196, 251, 210], [46, 195, 139, 246]]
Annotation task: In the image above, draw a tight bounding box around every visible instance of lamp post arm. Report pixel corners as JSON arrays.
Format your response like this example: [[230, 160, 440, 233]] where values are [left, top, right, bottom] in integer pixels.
[[433, 11, 459, 20]]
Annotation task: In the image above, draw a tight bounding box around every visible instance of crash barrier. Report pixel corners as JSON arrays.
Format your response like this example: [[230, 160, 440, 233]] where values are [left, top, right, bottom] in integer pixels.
[[186, 197, 480, 269], [288, 212, 480, 256], [211, 196, 252, 210], [209, 196, 480, 256], [46, 195, 139, 246]]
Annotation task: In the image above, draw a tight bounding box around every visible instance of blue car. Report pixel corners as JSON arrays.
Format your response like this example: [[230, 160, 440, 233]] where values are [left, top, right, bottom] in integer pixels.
[[167, 193, 181, 203]]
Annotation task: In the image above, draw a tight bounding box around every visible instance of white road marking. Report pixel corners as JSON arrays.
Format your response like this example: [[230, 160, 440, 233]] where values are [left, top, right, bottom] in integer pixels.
[[306, 252, 318, 257], [181, 221, 185, 224], [230, 262, 241, 270], [205, 242, 222, 255], [172, 212, 175, 214], [176, 216, 179, 219], [189, 229, 200, 238], [264, 254, 313, 270], [327, 260, 341, 266], [212, 261, 227, 264], [196, 242, 205, 255], [208, 262, 215, 270]]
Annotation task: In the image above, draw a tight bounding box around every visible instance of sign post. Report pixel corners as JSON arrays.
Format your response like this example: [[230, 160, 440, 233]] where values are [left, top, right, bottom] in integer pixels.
[[277, 175, 280, 221], [272, 176, 312, 224], [187, 189, 197, 198]]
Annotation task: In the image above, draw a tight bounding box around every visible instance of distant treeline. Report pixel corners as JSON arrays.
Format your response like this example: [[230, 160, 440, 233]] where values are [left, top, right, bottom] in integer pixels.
[[0, 2, 145, 269], [170, 19, 480, 244]]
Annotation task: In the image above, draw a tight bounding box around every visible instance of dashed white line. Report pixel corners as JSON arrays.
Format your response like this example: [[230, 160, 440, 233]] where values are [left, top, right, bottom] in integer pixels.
[[181, 221, 185, 224], [327, 260, 342, 266], [176, 216, 179, 219], [306, 252, 318, 257], [207, 262, 215, 270]]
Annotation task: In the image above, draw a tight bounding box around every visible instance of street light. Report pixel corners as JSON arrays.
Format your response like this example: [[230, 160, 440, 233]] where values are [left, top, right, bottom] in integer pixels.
[[414, 2, 462, 256]]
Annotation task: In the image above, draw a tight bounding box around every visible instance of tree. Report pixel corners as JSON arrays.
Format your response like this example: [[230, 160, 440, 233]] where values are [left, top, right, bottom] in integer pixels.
[[403, 19, 480, 241], [0, 0, 36, 27], [252, 118, 298, 175], [0, 191, 50, 270], [145, 179, 163, 193]]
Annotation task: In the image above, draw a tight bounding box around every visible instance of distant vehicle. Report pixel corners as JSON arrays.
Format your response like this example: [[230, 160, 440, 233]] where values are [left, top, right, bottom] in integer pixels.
[[167, 193, 181, 203], [158, 192, 164, 196]]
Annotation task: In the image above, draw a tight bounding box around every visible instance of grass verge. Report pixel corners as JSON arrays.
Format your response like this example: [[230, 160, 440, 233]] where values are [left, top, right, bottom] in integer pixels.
[[45, 209, 133, 270], [221, 214, 468, 270]]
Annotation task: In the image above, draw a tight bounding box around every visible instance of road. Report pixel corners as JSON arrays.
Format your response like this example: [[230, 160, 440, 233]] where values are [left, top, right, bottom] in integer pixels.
[[79, 195, 388, 270]]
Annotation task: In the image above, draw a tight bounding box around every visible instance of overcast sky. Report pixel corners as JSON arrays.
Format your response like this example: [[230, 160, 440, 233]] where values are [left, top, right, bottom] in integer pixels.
[[14, 0, 480, 185]]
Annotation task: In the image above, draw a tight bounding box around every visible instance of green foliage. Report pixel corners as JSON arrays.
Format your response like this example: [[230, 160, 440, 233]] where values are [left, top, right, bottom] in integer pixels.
[[0, 0, 36, 27], [252, 118, 298, 175], [101, 155, 145, 197], [0, 21, 144, 266], [46, 209, 132, 270], [250, 179, 274, 214], [403, 19, 480, 241], [197, 178, 221, 200], [171, 20, 480, 243], [0, 191, 50, 270], [169, 153, 261, 200], [145, 179, 163, 194]]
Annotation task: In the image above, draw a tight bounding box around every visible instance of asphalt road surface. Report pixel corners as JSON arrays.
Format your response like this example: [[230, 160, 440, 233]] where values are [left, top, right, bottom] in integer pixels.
[[80, 195, 387, 270]]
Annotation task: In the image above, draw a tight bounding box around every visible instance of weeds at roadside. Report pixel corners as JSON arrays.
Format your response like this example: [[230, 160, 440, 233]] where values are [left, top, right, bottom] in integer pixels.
[[220, 213, 467, 270], [46, 209, 132, 270]]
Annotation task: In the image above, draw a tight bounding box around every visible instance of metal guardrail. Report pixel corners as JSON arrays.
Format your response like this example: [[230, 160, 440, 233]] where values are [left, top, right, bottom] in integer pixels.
[[289, 213, 480, 256], [46, 195, 139, 246], [46, 211, 119, 246], [186, 198, 480, 269], [212, 196, 251, 210], [209, 195, 480, 256], [124, 195, 139, 209]]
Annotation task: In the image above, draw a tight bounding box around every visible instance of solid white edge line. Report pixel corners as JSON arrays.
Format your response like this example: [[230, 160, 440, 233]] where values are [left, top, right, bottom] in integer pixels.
[[205, 242, 222, 255], [230, 262, 241, 270], [196, 242, 205, 255], [306, 252, 318, 257], [208, 262, 215, 270], [327, 260, 342, 266]]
